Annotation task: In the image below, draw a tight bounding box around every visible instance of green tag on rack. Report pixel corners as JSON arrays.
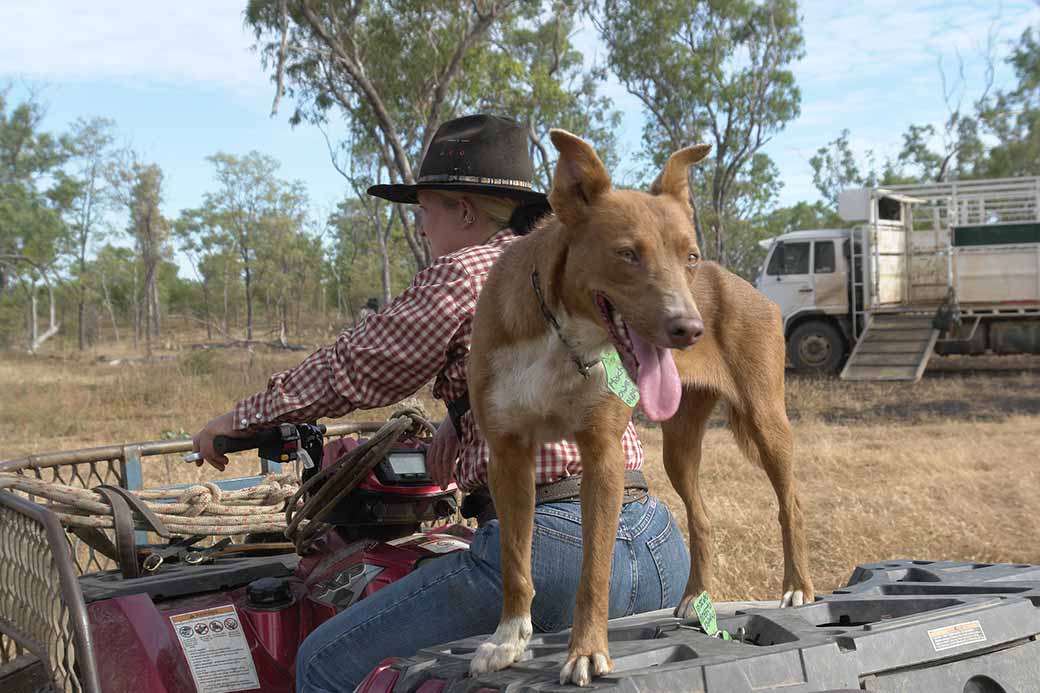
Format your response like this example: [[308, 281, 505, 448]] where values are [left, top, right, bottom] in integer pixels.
[[601, 347, 640, 407], [692, 591, 733, 639], [692, 591, 720, 637]]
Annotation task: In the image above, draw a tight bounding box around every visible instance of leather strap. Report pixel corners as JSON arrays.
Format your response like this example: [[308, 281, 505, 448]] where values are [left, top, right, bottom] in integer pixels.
[[95, 486, 141, 579], [94, 484, 173, 579], [96, 484, 171, 538], [70, 526, 120, 562]]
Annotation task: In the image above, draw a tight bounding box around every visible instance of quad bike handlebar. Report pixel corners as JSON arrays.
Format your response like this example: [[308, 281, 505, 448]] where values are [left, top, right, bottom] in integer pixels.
[[212, 423, 328, 468]]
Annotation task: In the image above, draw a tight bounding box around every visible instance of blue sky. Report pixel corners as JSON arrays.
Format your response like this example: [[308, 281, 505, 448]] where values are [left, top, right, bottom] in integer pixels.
[[2, 1, 1038, 272]]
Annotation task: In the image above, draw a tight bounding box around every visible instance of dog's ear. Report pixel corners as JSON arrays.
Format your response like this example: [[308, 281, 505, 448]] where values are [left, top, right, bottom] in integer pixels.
[[548, 129, 612, 226], [649, 144, 712, 212]]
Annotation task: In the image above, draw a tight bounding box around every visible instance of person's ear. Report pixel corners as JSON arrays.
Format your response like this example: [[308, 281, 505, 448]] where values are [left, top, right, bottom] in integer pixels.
[[459, 197, 477, 227]]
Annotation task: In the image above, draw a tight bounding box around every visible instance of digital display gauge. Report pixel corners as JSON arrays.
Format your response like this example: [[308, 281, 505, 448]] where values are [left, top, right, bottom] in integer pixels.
[[386, 452, 427, 476]]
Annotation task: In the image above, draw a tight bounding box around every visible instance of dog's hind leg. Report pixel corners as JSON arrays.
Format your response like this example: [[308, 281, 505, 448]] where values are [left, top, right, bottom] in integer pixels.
[[470, 433, 537, 676], [661, 388, 719, 619], [729, 399, 814, 607]]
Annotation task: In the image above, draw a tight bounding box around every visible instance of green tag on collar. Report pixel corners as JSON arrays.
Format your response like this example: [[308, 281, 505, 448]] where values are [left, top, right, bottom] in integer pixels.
[[692, 591, 731, 639], [601, 347, 639, 407]]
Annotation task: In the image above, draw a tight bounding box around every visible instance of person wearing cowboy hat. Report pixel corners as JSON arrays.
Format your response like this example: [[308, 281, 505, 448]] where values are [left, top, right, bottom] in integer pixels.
[[190, 114, 689, 691]]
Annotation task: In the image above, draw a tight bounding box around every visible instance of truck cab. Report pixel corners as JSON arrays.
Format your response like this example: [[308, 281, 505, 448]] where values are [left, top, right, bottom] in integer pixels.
[[757, 177, 1040, 380], [756, 229, 854, 373]]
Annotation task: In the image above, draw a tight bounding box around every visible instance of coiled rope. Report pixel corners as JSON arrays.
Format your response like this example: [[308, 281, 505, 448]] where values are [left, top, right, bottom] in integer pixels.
[[0, 409, 434, 543], [285, 408, 435, 553]]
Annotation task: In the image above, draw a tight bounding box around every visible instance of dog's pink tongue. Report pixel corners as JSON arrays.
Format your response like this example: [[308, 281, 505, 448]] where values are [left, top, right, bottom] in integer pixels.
[[629, 330, 682, 421]]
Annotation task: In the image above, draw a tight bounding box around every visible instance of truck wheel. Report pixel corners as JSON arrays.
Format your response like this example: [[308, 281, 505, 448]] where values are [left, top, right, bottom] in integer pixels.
[[788, 321, 845, 374]]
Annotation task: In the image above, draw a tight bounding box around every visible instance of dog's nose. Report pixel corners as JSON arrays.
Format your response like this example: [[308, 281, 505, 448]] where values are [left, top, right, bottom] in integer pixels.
[[666, 316, 703, 347]]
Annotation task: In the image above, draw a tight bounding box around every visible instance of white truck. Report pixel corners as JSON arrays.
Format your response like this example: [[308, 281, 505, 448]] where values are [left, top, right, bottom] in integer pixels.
[[755, 177, 1040, 380]]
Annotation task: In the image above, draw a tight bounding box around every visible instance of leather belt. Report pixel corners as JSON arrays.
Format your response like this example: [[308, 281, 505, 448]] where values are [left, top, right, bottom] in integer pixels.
[[461, 470, 649, 526]]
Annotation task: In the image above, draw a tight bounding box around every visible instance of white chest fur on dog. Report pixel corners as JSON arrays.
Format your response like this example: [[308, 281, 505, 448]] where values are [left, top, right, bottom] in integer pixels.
[[486, 315, 612, 442]]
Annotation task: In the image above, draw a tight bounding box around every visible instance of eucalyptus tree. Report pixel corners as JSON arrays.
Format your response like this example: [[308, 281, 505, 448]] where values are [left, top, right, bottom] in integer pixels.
[[246, 0, 619, 275], [0, 88, 70, 351], [64, 117, 117, 349], [188, 151, 310, 341], [981, 23, 1040, 177], [596, 0, 803, 266], [109, 153, 169, 353]]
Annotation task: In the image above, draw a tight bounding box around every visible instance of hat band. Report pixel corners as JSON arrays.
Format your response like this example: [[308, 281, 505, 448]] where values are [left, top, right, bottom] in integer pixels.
[[417, 173, 533, 189]]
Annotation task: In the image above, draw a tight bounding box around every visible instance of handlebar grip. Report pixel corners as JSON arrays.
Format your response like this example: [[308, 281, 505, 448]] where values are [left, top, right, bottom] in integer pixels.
[[213, 428, 283, 456]]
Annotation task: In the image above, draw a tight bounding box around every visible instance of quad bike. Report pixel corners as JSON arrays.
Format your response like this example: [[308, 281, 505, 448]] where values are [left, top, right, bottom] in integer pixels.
[[5, 417, 1040, 693], [0, 414, 474, 693]]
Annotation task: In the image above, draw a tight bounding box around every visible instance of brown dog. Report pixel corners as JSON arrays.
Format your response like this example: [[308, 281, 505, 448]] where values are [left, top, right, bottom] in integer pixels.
[[467, 130, 813, 686]]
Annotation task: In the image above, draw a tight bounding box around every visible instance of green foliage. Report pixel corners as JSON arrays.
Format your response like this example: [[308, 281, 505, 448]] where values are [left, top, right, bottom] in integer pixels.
[[246, 0, 622, 269], [178, 152, 317, 340], [597, 0, 804, 265], [178, 348, 219, 377], [5, 7, 1040, 348], [979, 25, 1040, 178], [0, 89, 70, 270]]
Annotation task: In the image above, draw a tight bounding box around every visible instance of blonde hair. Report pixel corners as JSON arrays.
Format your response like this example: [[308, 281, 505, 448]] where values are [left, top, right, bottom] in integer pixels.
[[431, 190, 520, 230]]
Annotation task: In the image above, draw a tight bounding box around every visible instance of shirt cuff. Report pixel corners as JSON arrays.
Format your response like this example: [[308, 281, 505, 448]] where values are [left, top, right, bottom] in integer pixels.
[[233, 392, 269, 431]]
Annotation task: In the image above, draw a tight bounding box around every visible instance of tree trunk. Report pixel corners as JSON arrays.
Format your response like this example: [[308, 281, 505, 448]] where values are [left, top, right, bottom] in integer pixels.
[[222, 259, 231, 337], [132, 267, 141, 348], [143, 264, 154, 356], [202, 275, 213, 340], [151, 276, 161, 338], [713, 218, 724, 267], [244, 262, 254, 341], [27, 278, 60, 353], [77, 236, 89, 351], [99, 271, 121, 343], [278, 299, 288, 347], [28, 284, 38, 353], [377, 231, 392, 306], [78, 298, 86, 351]]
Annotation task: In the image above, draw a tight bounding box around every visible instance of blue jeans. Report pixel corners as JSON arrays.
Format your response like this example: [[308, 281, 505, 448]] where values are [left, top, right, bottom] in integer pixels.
[[295, 496, 690, 692]]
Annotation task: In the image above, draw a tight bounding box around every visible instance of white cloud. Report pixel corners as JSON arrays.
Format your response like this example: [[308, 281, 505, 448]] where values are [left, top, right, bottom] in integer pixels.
[[5, 0, 1036, 211], [796, 0, 1037, 91], [0, 1, 268, 93]]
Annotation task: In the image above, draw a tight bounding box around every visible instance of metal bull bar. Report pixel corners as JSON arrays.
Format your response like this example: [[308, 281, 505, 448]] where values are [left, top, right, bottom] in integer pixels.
[[0, 492, 101, 693], [0, 421, 383, 693]]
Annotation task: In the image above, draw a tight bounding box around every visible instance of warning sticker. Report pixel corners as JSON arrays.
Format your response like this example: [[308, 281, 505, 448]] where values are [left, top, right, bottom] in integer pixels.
[[927, 620, 987, 652], [170, 605, 259, 693], [420, 537, 469, 555], [387, 532, 424, 546]]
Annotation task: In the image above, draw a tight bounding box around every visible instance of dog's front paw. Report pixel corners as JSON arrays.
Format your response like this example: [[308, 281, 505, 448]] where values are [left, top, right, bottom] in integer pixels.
[[559, 649, 612, 687], [469, 616, 533, 676], [779, 589, 806, 607]]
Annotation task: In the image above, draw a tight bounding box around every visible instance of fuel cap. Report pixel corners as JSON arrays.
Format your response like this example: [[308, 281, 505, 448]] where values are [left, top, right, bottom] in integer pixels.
[[247, 577, 293, 608]]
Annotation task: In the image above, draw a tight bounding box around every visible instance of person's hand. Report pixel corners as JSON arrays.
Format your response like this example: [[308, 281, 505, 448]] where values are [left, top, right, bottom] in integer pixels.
[[428, 417, 460, 490], [192, 411, 247, 472]]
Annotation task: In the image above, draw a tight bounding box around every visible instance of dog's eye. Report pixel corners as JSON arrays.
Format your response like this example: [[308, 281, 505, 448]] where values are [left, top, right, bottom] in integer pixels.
[[617, 248, 639, 265], [687, 252, 700, 268]]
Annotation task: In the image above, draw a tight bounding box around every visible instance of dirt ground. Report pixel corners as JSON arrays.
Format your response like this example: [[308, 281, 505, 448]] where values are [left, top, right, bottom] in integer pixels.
[[3, 341, 1039, 602]]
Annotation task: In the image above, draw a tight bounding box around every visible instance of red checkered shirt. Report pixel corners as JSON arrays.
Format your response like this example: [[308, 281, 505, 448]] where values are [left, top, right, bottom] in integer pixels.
[[234, 227, 643, 492]]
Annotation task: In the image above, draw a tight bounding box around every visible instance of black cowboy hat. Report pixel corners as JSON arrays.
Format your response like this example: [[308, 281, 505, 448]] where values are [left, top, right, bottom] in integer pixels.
[[367, 114, 548, 206]]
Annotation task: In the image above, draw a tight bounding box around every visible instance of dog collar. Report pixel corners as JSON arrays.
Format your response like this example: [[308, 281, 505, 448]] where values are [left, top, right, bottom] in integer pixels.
[[531, 270, 601, 378]]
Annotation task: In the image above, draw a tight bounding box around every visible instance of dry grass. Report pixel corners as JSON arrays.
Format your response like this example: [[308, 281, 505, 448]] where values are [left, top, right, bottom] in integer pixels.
[[3, 343, 1039, 601]]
